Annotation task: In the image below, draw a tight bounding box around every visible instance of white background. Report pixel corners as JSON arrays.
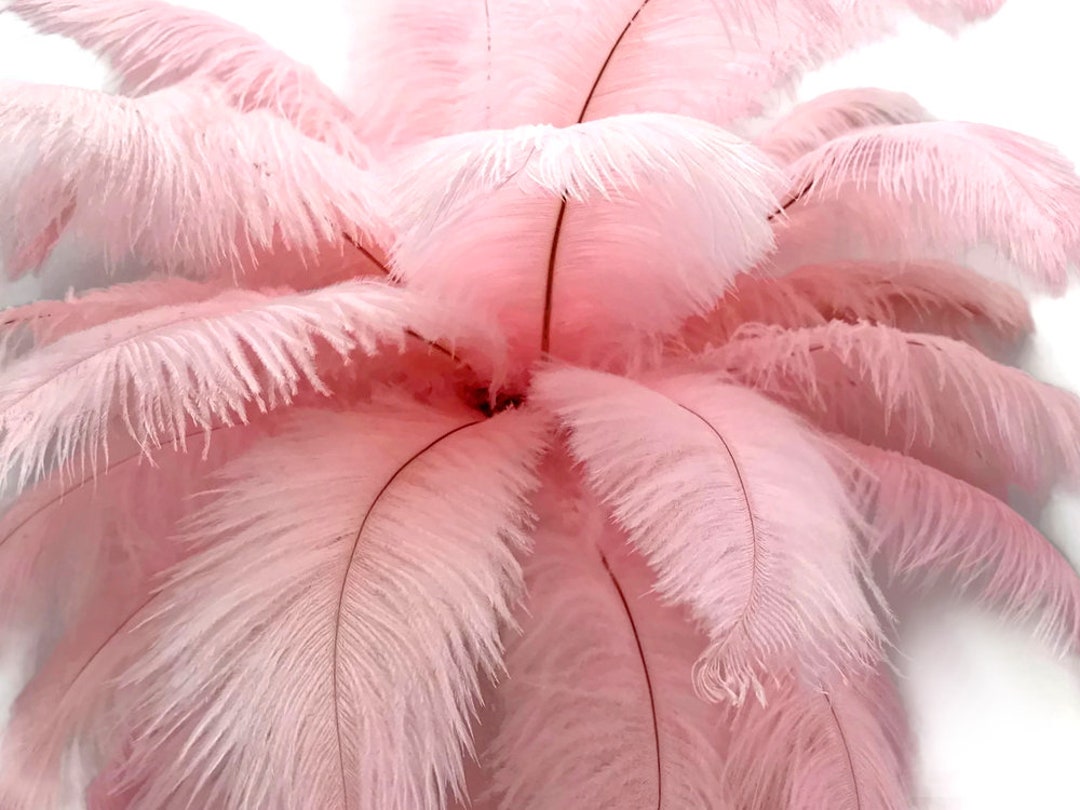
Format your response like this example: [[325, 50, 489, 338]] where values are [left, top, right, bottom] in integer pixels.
[[2, 2, 1080, 807]]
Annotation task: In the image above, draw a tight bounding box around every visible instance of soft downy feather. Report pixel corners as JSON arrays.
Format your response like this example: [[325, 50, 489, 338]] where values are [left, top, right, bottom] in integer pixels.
[[776, 122, 1080, 290], [725, 664, 911, 810], [388, 113, 782, 368], [674, 260, 1033, 353], [351, 0, 840, 141], [531, 366, 882, 704], [25, 403, 547, 810], [485, 456, 732, 809], [707, 321, 1080, 495], [0, 280, 473, 489], [361, 0, 999, 139], [840, 438, 1080, 653], [1, 0, 369, 164], [755, 87, 930, 165], [0, 418, 271, 810], [0, 81, 387, 277]]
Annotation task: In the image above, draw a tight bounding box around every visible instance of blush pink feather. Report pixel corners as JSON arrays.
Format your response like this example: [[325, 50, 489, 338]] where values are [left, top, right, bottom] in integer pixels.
[[0, 1, 1077, 809]]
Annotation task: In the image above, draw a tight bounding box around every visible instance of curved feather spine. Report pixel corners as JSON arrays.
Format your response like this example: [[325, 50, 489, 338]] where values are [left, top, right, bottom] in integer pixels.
[[532, 366, 882, 704], [93, 404, 548, 810], [487, 461, 732, 808]]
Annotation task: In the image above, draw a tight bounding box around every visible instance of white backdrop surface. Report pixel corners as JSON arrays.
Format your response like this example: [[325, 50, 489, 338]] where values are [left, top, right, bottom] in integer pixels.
[[2, 2, 1080, 808]]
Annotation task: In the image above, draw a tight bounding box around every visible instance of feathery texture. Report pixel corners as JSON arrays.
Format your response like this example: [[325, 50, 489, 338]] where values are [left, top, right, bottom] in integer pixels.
[[486, 459, 732, 809], [842, 439, 1080, 651], [10, 405, 547, 810], [708, 321, 1080, 493], [1, 2, 1079, 808], [756, 88, 931, 165], [676, 259, 1034, 352], [533, 366, 881, 704], [0, 281, 466, 488], [1, 0, 369, 164], [0, 418, 271, 810], [725, 665, 911, 810], [389, 113, 782, 367], [778, 123, 1080, 289], [0, 82, 387, 276]]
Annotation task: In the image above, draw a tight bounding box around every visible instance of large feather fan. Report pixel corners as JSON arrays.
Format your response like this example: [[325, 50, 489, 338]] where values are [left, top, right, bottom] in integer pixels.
[[0, 1, 1077, 808]]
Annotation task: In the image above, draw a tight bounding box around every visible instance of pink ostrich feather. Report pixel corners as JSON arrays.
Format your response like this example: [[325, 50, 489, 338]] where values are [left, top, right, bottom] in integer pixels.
[[0, 1, 1078, 809]]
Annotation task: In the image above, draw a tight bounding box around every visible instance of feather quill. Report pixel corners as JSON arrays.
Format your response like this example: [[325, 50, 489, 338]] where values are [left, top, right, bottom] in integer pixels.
[[486, 459, 732, 809], [725, 665, 911, 810], [532, 366, 881, 704], [389, 114, 781, 366], [14, 404, 547, 810]]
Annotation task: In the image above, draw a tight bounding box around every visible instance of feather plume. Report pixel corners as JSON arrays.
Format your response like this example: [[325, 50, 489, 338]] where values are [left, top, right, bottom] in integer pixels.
[[725, 665, 911, 810], [353, 0, 838, 139], [0, 82, 387, 276], [841, 439, 1080, 651], [756, 88, 930, 165], [676, 260, 1033, 352], [779, 123, 1080, 290], [708, 321, 1080, 493], [532, 366, 881, 704], [0, 280, 467, 489], [351, 0, 995, 148], [389, 114, 781, 366], [2, 0, 369, 164], [486, 462, 731, 809], [80, 404, 546, 810]]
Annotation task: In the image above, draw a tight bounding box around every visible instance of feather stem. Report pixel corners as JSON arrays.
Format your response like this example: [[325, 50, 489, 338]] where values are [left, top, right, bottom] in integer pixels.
[[677, 402, 761, 646], [824, 690, 863, 810], [329, 417, 485, 806], [540, 0, 652, 356], [343, 233, 473, 370], [601, 552, 662, 810]]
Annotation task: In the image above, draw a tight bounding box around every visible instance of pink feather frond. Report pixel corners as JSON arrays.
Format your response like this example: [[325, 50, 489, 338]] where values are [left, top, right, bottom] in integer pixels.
[[709, 321, 1080, 493], [781, 122, 1080, 290], [0, 280, 465, 489], [0, 82, 387, 277], [756, 88, 930, 165], [3, 0, 369, 163], [388, 114, 782, 366], [486, 461, 731, 809], [725, 665, 911, 810], [532, 365, 882, 705], [103, 404, 547, 810], [676, 260, 1033, 352], [841, 438, 1080, 653], [354, 0, 847, 139]]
